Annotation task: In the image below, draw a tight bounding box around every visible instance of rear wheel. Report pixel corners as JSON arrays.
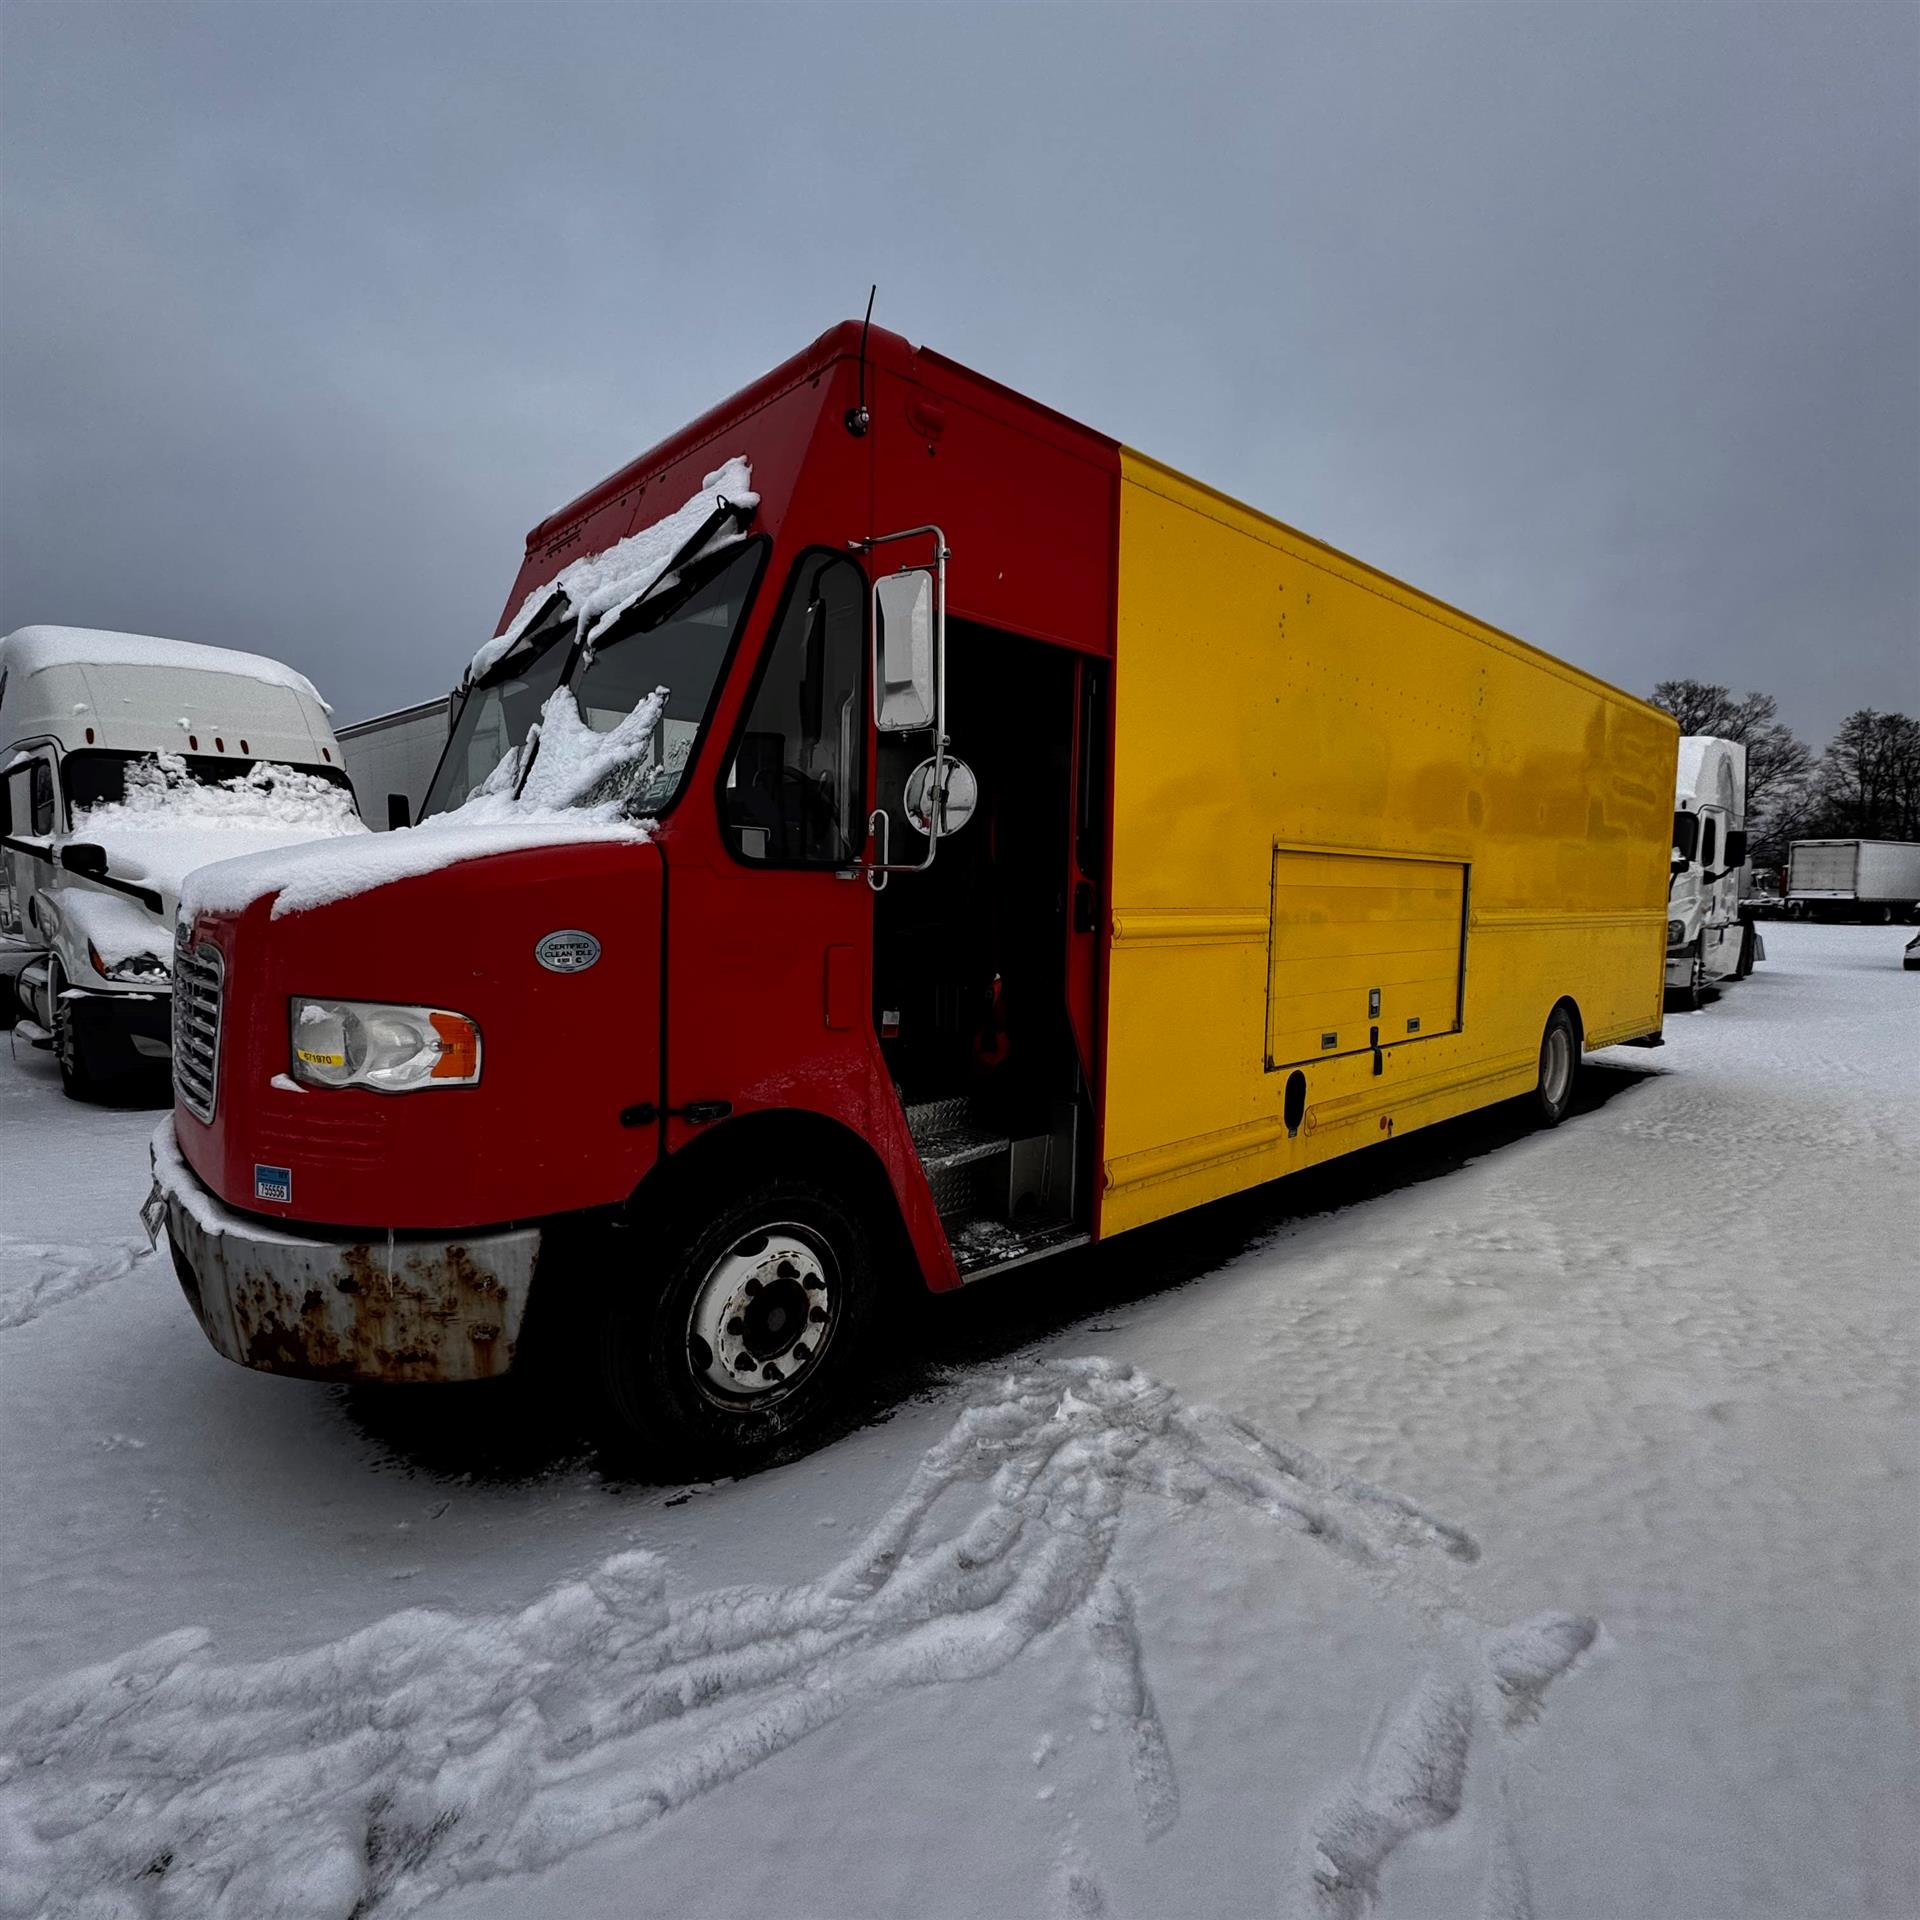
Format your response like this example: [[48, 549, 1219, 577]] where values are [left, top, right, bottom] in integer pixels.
[[1533, 1004, 1579, 1127], [587, 1173, 879, 1481]]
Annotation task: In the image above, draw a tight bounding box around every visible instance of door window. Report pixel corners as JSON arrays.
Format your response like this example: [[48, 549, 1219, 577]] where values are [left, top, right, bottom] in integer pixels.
[[1701, 816, 1718, 869], [721, 552, 866, 867]]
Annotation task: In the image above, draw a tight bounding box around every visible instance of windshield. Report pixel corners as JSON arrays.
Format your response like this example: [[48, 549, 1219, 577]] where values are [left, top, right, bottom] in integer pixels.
[[1671, 810, 1700, 861], [421, 540, 764, 821], [61, 749, 354, 827]]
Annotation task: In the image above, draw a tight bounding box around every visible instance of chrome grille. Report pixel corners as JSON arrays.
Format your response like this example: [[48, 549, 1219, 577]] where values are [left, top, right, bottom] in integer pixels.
[[172, 940, 224, 1123]]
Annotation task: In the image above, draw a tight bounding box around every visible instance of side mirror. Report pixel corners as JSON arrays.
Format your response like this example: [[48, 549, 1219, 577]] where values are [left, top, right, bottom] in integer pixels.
[[873, 568, 936, 732], [1725, 830, 1748, 867], [60, 842, 108, 879], [387, 793, 412, 831], [903, 756, 978, 838]]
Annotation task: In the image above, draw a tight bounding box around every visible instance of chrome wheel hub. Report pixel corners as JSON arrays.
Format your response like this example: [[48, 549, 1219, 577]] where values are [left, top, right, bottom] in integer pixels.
[[1542, 1026, 1573, 1106], [687, 1227, 835, 1401]]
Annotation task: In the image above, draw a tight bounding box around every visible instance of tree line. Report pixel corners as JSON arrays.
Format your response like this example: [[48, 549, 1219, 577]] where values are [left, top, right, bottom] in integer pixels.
[[1649, 681, 1920, 864]]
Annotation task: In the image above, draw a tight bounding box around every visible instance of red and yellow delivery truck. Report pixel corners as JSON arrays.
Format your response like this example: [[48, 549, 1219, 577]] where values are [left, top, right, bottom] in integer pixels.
[[152, 322, 1677, 1474]]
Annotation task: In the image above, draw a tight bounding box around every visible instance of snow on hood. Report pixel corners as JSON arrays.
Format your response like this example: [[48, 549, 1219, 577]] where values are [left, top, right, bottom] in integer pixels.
[[178, 685, 667, 924], [64, 756, 366, 962], [467, 457, 757, 685]]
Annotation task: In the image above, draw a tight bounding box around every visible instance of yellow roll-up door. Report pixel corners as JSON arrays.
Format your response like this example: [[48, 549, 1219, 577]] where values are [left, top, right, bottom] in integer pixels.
[[1266, 849, 1467, 1069]]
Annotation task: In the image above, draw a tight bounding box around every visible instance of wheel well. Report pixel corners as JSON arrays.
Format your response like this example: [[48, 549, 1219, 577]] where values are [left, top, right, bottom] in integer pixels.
[[627, 1109, 921, 1291], [1553, 995, 1585, 1051]]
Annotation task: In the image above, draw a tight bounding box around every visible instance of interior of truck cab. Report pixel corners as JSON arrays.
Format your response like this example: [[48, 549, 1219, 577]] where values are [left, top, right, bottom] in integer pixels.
[[872, 621, 1103, 1277]]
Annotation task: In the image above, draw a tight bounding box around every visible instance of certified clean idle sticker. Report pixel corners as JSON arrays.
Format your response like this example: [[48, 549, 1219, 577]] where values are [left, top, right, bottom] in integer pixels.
[[535, 929, 601, 974], [254, 1164, 292, 1205]]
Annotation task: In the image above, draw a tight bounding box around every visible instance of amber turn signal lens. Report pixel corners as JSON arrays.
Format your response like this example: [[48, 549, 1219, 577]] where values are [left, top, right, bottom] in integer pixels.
[[428, 1012, 480, 1079]]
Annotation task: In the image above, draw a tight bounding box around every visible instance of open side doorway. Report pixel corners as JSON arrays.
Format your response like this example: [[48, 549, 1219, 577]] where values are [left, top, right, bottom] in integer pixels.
[[872, 622, 1103, 1279]]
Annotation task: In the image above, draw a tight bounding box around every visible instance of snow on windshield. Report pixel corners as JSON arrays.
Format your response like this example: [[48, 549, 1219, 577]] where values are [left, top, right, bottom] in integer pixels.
[[178, 686, 668, 923], [468, 456, 756, 684], [75, 753, 361, 837], [57, 755, 368, 963]]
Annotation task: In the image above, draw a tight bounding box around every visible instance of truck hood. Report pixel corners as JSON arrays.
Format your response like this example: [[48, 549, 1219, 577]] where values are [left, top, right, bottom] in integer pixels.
[[74, 820, 368, 961]]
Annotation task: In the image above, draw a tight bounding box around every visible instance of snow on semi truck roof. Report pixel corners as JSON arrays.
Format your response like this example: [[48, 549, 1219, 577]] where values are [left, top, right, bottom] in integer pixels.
[[1674, 736, 1745, 814], [0, 626, 339, 768]]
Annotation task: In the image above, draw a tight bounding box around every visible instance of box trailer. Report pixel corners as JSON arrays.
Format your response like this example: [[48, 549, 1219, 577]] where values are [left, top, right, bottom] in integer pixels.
[[1786, 839, 1920, 922], [335, 695, 452, 830], [150, 323, 1677, 1476]]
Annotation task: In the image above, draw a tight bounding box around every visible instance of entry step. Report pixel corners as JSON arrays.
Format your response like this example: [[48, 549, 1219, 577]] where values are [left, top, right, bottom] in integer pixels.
[[12, 1019, 53, 1051], [951, 1216, 1090, 1281]]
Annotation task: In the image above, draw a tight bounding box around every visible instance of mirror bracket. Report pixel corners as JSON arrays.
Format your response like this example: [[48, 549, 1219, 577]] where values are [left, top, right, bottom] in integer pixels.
[[849, 524, 953, 883]]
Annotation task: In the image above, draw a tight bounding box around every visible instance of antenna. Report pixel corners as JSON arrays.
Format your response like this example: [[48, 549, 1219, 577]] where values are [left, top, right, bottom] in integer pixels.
[[845, 284, 876, 437]]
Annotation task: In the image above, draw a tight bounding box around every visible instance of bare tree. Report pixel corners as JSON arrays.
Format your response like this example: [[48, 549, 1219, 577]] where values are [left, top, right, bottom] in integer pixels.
[[1814, 710, 1920, 840]]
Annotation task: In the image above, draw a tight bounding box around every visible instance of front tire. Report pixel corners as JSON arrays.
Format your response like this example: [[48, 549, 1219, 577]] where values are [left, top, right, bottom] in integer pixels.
[[587, 1173, 879, 1481], [1533, 1004, 1579, 1127], [51, 963, 101, 1101]]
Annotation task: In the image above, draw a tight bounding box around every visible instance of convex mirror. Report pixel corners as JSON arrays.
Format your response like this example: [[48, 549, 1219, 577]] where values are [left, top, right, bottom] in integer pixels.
[[903, 756, 977, 838], [874, 568, 935, 732]]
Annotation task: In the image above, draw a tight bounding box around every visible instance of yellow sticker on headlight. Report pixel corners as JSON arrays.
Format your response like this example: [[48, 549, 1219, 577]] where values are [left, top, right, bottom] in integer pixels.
[[296, 1048, 346, 1068]]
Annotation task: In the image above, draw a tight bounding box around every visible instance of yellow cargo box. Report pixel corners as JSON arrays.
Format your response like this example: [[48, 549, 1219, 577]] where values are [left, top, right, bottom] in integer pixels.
[[1102, 450, 1676, 1234]]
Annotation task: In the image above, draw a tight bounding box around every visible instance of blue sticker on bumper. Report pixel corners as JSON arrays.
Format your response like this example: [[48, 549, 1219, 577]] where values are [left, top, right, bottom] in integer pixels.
[[254, 1164, 292, 1205]]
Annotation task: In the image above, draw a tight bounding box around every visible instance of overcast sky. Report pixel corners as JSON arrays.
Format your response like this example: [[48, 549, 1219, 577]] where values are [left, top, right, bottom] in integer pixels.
[[3, 2, 1915, 745]]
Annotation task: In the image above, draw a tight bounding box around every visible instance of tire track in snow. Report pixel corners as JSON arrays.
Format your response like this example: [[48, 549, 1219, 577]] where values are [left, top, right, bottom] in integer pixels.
[[0, 1237, 153, 1332], [0, 1360, 1584, 1919]]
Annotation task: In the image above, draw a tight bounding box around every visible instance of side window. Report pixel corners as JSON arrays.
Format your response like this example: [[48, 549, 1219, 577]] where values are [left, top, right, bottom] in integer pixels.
[[721, 552, 865, 866], [1701, 817, 1718, 868]]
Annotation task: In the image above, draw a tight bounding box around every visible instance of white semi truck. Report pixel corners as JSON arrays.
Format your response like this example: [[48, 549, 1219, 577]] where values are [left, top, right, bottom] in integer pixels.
[[1667, 735, 1761, 1007], [1785, 839, 1920, 923], [0, 626, 365, 1097]]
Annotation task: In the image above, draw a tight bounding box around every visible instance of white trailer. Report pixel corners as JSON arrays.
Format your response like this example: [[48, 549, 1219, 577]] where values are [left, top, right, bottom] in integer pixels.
[[335, 695, 452, 830], [1786, 839, 1920, 923], [1666, 735, 1761, 1005], [0, 626, 365, 1097]]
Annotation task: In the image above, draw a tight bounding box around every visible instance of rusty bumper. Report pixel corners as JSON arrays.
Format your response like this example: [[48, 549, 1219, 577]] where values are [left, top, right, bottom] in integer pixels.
[[150, 1119, 541, 1384]]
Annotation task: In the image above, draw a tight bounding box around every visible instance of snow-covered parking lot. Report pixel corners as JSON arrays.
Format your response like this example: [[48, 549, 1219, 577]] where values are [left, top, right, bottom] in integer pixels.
[[2, 921, 1914, 1920]]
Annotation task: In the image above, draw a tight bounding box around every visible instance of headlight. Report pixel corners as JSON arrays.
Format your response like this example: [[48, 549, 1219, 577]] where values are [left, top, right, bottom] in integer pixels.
[[290, 997, 481, 1092], [1666, 919, 1687, 948], [87, 941, 169, 984]]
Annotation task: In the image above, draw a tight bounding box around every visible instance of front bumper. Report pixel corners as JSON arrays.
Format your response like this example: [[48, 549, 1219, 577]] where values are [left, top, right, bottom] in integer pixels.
[[149, 1118, 541, 1384], [67, 987, 172, 1075]]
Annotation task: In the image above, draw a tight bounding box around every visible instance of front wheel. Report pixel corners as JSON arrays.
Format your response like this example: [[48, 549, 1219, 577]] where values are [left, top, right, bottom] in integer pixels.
[[586, 1174, 879, 1481], [51, 964, 102, 1101], [1533, 1005, 1579, 1127]]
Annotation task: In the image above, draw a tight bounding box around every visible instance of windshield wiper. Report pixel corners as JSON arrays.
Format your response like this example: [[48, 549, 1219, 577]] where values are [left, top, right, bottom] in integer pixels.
[[508, 496, 752, 802]]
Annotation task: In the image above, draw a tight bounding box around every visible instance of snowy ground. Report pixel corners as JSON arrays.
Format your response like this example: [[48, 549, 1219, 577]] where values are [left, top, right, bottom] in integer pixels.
[[2, 922, 1914, 1919]]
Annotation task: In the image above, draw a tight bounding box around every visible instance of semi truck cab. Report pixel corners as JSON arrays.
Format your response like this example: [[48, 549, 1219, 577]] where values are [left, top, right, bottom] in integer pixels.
[[1666, 735, 1758, 1006], [1, 626, 361, 1097]]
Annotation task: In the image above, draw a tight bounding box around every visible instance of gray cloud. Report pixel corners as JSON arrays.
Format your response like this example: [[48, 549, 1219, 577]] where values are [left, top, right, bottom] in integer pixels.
[[3, 1, 1915, 745]]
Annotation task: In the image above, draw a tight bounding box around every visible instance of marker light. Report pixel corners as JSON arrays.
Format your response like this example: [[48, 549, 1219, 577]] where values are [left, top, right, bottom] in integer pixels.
[[290, 997, 482, 1092], [87, 942, 168, 984]]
